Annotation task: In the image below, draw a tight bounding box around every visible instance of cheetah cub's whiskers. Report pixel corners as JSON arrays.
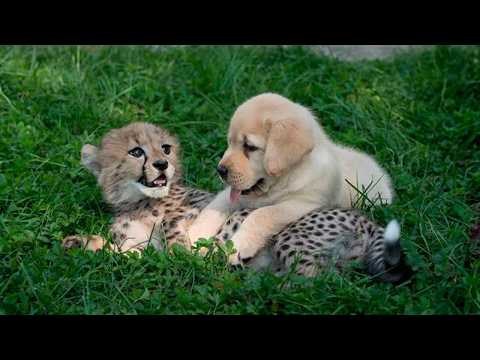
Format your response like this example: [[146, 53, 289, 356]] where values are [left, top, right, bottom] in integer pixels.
[[63, 122, 215, 253], [63, 122, 412, 284]]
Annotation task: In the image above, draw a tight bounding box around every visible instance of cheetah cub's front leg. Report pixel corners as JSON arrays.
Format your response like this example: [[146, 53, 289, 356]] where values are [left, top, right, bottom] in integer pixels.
[[62, 218, 155, 255], [109, 219, 158, 253]]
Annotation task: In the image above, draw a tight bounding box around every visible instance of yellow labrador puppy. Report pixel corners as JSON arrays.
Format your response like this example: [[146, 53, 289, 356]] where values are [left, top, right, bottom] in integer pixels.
[[188, 93, 394, 264]]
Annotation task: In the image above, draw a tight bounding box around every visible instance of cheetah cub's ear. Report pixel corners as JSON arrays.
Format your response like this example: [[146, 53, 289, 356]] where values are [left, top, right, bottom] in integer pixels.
[[81, 144, 101, 178]]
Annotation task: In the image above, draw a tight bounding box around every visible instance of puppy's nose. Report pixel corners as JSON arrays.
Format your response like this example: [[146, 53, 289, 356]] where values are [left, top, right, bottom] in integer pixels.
[[217, 165, 228, 179], [153, 160, 168, 171]]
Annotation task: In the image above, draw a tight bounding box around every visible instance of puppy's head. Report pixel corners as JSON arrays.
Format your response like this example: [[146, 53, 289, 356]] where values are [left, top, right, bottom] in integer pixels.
[[218, 93, 315, 202], [81, 122, 181, 207]]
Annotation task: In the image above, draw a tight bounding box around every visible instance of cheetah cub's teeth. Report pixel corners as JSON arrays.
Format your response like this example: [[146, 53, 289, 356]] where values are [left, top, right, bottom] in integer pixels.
[[133, 181, 170, 199], [153, 177, 167, 187]]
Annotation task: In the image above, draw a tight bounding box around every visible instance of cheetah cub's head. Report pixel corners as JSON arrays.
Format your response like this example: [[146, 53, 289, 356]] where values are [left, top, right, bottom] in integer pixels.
[[81, 122, 181, 207]]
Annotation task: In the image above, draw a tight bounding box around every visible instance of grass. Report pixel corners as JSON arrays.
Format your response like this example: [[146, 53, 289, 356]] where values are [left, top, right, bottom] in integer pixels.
[[0, 45, 479, 314]]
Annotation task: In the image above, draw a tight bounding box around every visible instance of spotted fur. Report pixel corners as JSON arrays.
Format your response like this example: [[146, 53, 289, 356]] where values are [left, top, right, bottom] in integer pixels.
[[217, 208, 412, 283], [62, 122, 216, 253], [63, 122, 412, 283]]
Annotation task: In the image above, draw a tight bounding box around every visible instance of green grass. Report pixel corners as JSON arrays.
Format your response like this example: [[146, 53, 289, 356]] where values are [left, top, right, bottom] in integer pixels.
[[0, 45, 479, 314]]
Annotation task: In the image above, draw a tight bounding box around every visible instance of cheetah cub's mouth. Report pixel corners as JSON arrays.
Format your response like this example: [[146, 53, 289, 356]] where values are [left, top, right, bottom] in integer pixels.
[[139, 173, 168, 188], [133, 172, 173, 199]]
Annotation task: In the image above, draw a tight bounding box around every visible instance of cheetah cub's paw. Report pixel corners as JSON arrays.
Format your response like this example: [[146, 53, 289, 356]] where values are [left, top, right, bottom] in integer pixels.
[[62, 235, 84, 250], [62, 235, 108, 252]]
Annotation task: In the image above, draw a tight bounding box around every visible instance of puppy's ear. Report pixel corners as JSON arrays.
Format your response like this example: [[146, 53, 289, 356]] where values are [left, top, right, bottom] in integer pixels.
[[81, 144, 101, 178], [263, 117, 314, 177]]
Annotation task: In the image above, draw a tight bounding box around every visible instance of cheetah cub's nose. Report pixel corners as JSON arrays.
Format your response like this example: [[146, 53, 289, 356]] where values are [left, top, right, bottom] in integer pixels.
[[153, 160, 168, 171]]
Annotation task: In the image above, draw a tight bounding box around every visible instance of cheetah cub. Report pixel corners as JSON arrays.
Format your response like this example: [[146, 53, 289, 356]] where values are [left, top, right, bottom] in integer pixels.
[[63, 122, 412, 284], [63, 122, 215, 253]]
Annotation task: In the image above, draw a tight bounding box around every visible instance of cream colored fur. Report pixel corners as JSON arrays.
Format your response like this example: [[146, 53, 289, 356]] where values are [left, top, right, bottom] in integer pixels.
[[188, 93, 394, 264]]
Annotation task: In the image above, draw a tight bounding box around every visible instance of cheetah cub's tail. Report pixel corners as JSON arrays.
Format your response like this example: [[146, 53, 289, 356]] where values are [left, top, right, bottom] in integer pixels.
[[366, 219, 413, 284]]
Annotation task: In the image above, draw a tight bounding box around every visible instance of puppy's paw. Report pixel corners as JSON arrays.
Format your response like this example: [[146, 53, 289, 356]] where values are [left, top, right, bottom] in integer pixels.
[[228, 233, 258, 266], [228, 251, 241, 266], [228, 250, 255, 267]]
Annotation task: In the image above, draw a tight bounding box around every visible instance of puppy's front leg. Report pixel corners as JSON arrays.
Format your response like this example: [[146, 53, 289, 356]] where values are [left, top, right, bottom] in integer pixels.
[[229, 200, 320, 265], [187, 189, 233, 248]]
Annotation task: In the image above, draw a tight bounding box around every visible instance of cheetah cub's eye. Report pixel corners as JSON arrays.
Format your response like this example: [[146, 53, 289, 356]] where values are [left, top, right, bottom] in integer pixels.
[[128, 147, 144, 158], [162, 144, 171, 155]]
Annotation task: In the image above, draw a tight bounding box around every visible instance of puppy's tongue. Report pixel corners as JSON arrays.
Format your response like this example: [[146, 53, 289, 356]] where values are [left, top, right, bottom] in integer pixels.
[[229, 188, 242, 204]]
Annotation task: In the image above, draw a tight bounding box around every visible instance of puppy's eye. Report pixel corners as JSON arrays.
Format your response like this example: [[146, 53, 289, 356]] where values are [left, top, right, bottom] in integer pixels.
[[243, 143, 258, 152], [128, 147, 144, 158], [162, 144, 171, 155]]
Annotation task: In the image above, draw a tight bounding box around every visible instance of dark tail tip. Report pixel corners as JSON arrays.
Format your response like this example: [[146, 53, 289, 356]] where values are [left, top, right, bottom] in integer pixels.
[[379, 250, 415, 285], [381, 236, 414, 284], [371, 220, 415, 285]]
